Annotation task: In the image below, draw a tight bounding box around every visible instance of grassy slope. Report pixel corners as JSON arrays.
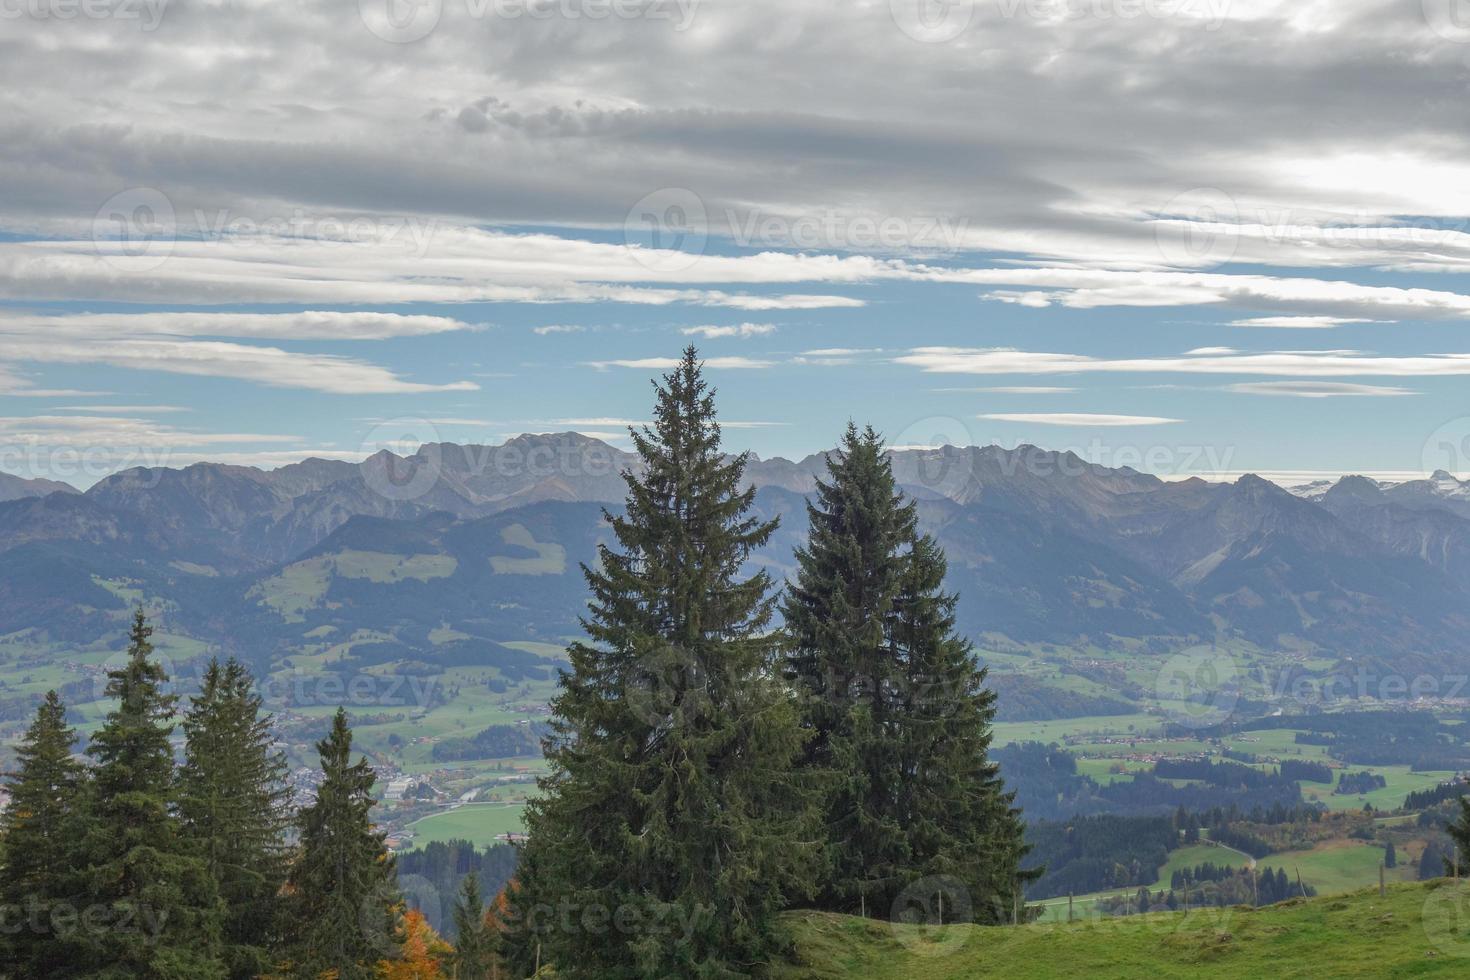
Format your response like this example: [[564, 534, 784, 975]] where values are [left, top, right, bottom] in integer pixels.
[[406, 802, 528, 847], [777, 881, 1470, 979]]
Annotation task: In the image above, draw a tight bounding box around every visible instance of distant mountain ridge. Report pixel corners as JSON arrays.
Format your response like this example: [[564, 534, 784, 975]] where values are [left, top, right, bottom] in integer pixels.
[[2, 434, 1470, 670]]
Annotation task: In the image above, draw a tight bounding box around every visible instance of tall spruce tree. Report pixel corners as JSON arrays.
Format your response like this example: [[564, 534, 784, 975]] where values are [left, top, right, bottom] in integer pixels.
[[179, 658, 292, 979], [79, 608, 227, 978], [446, 873, 497, 979], [0, 691, 88, 976], [782, 423, 916, 912], [515, 347, 819, 978], [890, 529, 1035, 923], [783, 424, 1031, 921], [283, 707, 401, 980]]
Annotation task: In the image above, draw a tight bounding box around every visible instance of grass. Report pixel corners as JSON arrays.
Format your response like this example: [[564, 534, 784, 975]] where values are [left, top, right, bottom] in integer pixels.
[[776, 881, 1470, 978], [406, 803, 527, 848], [489, 524, 567, 576], [1298, 766, 1458, 813], [252, 550, 457, 620], [1259, 841, 1417, 895], [991, 712, 1162, 746]]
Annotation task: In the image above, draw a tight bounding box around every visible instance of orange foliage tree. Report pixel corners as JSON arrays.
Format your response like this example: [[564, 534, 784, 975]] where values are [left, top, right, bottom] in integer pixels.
[[377, 909, 451, 980]]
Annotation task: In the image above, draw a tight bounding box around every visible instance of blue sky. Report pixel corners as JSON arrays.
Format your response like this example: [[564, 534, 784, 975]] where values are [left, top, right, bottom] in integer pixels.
[[4, 1, 1470, 487]]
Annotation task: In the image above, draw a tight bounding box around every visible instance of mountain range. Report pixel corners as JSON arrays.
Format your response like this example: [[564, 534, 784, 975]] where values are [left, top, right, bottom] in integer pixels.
[[3, 433, 1469, 678]]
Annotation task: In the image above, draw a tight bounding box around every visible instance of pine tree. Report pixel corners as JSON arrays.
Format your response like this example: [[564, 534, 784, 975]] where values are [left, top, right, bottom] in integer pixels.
[[893, 529, 1035, 923], [179, 658, 292, 979], [1384, 840, 1397, 869], [1447, 799, 1470, 867], [78, 608, 227, 978], [515, 347, 819, 978], [0, 691, 88, 976], [783, 424, 1032, 921], [1419, 838, 1449, 880], [446, 873, 497, 979], [283, 707, 401, 979], [782, 423, 918, 912]]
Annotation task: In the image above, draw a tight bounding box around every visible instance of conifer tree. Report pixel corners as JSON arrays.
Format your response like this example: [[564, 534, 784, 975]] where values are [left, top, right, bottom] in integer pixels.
[[783, 424, 917, 912], [283, 707, 401, 979], [516, 347, 819, 978], [179, 657, 292, 978], [446, 873, 497, 979], [783, 424, 1032, 921], [891, 529, 1035, 923], [377, 909, 450, 979], [78, 608, 227, 978], [0, 691, 88, 975], [1445, 797, 1470, 876]]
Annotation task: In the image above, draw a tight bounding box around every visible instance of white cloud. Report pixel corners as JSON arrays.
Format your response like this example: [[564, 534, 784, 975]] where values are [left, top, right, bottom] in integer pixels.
[[0, 337, 477, 395], [1224, 381, 1416, 398], [979, 413, 1182, 426], [899, 347, 1470, 379], [586, 356, 775, 370], [932, 386, 1077, 394], [533, 324, 587, 335], [680, 323, 776, 339], [55, 404, 191, 413], [0, 311, 476, 341], [1229, 316, 1381, 329]]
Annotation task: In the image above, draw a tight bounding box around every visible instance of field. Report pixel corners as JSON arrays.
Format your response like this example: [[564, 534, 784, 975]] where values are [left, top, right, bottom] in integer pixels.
[[991, 712, 1161, 745], [1298, 765, 1457, 813], [1032, 828, 1419, 925], [1258, 841, 1417, 895], [778, 881, 1470, 978], [406, 803, 528, 848]]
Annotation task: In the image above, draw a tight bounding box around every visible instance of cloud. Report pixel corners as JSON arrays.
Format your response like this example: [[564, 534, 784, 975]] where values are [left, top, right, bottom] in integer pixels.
[[932, 386, 1077, 394], [0, 337, 477, 395], [1224, 381, 1416, 398], [586, 356, 775, 370], [533, 324, 587, 335], [790, 347, 883, 366], [0, 311, 476, 341], [55, 404, 191, 413], [1229, 316, 1381, 329], [979, 413, 1182, 426], [0, 232, 869, 310], [898, 347, 1470, 379], [0, 311, 481, 395], [680, 323, 777, 338]]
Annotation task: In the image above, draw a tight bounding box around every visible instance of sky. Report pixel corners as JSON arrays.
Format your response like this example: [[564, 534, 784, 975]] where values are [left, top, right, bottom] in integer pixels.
[[4, 0, 1470, 487]]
